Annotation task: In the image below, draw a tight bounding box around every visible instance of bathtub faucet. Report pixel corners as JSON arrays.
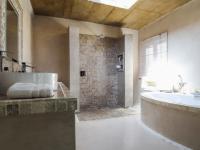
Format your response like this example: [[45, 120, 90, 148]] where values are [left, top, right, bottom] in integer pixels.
[[172, 75, 186, 93], [176, 75, 186, 93]]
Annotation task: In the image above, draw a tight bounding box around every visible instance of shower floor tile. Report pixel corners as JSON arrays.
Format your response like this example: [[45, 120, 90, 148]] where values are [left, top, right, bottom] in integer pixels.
[[77, 106, 140, 121]]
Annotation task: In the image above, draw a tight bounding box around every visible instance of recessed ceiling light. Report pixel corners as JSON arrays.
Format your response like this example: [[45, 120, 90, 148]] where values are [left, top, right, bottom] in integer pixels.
[[89, 0, 138, 9]]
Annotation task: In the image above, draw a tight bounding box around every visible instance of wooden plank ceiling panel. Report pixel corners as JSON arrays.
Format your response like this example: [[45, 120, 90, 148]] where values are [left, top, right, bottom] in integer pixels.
[[63, 0, 74, 18], [154, 0, 191, 15], [102, 8, 130, 26], [137, 0, 163, 12], [31, 0, 65, 17], [86, 3, 114, 24], [31, 0, 192, 29], [70, 0, 93, 21], [102, 0, 142, 27], [122, 8, 161, 29]]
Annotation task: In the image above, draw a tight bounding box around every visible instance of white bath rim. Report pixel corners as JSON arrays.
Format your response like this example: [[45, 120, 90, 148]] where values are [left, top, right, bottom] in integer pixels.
[[141, 92, 200, 113]]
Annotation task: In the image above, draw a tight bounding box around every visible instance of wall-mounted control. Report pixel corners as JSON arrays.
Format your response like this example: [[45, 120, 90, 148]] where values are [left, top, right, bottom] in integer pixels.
[[3, 67, 9, 72], [80, 71, 86, 77]]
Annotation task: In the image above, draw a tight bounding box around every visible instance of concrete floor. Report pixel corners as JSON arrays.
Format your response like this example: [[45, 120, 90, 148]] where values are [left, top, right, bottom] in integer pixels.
[[76, 115, 190, 150]]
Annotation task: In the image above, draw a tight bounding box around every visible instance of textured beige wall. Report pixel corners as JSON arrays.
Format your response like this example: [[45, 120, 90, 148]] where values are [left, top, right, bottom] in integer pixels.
[[124, 35, 134, 107], [33, 16, 69, 85], [69, 27, 80, 110], [33, 16, 123, 86], [139, 0, 200, 89], [34, 15, 123, 38], [118, 33, 139, 107]]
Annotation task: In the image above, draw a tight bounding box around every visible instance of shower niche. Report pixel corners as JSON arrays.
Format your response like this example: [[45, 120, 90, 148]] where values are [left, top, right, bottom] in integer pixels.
[[116, 53, 124, 72]]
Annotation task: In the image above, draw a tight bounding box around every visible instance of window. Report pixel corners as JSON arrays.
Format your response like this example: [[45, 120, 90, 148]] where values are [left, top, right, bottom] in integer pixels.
[[140, 33, 168, 77], [88, 0, 138, 9]]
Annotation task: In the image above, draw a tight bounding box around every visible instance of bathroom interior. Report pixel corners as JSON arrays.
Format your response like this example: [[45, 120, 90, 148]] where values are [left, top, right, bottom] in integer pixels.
[[0, 0, 200, 149]]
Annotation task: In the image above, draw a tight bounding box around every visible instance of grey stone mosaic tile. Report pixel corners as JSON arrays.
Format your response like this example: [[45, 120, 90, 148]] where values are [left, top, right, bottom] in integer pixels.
[[6, 104, 19, 116], [56, 100, 68, 112], [0, 87, 77, 117], [31, 101, 46, 114], [0, 0, 6, 51], [19, 102, 32, 115], [45, 100, 56, 113], [0, 104, 5, 116], [68, 100, 77, 112], [80, 34, 121, 108]]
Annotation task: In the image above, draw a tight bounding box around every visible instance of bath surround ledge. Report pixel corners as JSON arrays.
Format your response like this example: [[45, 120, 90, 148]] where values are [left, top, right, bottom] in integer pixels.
[[141, 92, 200, 113], [141, 92, 200, 149]]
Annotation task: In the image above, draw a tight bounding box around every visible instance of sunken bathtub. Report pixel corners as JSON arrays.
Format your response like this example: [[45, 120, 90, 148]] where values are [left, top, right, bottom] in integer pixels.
[[141, 92, 200, 150]]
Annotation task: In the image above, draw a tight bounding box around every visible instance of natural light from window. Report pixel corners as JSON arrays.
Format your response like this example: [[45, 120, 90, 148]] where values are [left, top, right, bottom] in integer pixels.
[[88, 0, 138, 9]]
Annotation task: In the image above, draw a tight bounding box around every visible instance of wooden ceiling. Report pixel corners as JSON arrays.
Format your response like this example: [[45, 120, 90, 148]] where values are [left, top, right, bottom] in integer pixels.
[[30, 0, 191, 29]]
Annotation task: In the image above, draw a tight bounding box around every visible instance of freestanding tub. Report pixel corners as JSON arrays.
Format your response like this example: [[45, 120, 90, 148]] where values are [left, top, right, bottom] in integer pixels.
[[141, 92, 200, 150], [0, 72, 58, 95]]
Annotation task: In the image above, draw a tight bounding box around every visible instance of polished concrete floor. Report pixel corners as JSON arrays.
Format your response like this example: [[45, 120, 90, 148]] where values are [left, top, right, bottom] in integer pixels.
[[76, 115, 190, 150]]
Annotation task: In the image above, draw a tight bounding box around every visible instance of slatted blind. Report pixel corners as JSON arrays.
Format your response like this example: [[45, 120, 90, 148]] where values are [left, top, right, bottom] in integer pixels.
[[139, 33, 168, 77]]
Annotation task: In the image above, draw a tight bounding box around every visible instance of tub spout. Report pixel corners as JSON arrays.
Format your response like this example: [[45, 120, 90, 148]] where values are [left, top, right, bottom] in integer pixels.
[[173, 75, 186, 93]]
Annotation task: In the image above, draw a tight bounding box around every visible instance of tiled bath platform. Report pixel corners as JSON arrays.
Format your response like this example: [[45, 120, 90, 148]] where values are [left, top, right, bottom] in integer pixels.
[[0, 83, 77, 150], [0, 83, 77, 117], [0, 97, 77, 116]]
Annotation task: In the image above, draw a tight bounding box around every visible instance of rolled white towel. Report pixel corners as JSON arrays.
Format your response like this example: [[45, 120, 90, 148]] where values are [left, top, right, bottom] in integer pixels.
[[7, 83, 54, 99], [36, 84, 54, 98], [7, 83, 35, 99]]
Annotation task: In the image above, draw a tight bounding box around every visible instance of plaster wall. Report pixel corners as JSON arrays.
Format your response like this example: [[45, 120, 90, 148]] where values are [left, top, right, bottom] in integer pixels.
[[33, 16, 123, 86], [139, 0, 200, 89], [34, 15, 122, 38], [118, 33, 139, 107], [33, 17, 69, 85], [69, 27, 80, 110]]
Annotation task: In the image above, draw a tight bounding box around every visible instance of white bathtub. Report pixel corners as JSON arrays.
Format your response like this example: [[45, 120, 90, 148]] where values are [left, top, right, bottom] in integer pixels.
[[0, 72, 58, 95], [141, 92, 200, 149], [142, 92, 200, 109]]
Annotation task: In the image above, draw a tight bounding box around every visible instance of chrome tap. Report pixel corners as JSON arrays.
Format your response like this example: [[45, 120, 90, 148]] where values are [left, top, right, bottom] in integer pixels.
[[173, 75, 186, 93], [178, 75, 186, 90]]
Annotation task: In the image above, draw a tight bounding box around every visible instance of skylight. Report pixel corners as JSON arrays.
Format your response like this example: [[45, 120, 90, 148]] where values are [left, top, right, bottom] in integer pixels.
[[89, 0, 138, 9]]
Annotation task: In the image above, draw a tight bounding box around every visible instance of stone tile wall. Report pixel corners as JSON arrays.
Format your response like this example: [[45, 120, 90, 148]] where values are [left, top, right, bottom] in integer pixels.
[[0, 0, 6, 52], [80, 34, 122, 108], [0, 83, 77, 117], [0, 0, 30, 72], [0, 0, 22, 72], [0, 98, 77, 117], [1, 57, 21, 72]]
